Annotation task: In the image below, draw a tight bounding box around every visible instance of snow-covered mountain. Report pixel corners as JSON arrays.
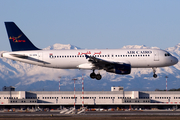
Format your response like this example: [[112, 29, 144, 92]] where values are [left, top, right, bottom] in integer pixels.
[[0, 43, 180, 91], [43, 44, 81, 50]]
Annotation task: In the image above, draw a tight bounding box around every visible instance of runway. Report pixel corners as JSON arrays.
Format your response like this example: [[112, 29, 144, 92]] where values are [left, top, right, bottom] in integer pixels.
[[85, 110, 180, 116], [0, 110, 180, 116], [0, 111, 179, 120]]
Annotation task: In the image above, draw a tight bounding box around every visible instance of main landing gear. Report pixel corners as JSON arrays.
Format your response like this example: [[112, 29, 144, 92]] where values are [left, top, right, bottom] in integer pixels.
[[90, 70, 102, 80], [152, 67, 157, 78]]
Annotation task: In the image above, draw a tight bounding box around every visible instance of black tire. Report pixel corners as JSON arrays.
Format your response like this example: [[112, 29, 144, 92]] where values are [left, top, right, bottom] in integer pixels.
[[90, 73, 96, 79], [153, 74, 157, 78], [96, 74, 102, 80]]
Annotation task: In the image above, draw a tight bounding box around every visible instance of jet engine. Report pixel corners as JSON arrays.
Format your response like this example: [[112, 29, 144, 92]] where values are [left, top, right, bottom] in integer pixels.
[[106, 63, 131, 75]]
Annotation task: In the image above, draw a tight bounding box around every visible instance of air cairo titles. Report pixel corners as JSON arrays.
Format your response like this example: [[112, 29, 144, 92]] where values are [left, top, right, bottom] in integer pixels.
[[127, 50, 152, 54]]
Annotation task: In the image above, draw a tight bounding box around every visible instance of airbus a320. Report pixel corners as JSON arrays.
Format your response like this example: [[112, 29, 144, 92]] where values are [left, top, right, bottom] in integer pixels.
[[1, 22, 178, 80]]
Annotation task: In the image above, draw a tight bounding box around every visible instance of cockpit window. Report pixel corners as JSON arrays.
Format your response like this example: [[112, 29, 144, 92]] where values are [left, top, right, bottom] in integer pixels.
[[165, 52, 172, 56]]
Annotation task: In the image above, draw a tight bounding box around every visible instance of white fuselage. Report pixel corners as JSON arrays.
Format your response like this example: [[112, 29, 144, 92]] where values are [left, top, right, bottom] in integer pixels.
[[1, 48, 178, 70]]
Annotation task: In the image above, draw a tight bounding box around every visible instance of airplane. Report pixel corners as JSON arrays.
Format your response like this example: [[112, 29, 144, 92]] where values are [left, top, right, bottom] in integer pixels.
[[1, 22, 178, 80]]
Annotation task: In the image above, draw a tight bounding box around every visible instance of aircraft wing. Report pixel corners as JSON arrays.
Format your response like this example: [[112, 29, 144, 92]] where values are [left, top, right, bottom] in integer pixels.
[[85, 54, 131, 74], [10, 54, 50, 64]]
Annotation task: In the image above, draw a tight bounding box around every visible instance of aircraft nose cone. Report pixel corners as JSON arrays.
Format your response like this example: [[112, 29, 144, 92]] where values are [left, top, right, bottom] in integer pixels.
[[174, 57, 179, 65], [167, 56, 178, 66], [170, 56, 179, 65]]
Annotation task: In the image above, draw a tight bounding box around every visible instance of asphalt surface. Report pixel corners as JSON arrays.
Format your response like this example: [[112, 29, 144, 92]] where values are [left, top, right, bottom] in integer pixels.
[[85, 111, 180, 115], [0, 110, 180, 116]]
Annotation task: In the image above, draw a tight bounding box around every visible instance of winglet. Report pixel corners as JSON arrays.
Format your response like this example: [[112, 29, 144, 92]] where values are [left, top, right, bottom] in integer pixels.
[[5, 22, 41, 51], [85, 54, 90, 59]]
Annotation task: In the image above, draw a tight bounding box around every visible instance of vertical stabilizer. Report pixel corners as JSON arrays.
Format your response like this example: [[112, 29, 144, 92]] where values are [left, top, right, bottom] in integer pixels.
[[5, 22, 40, 51]]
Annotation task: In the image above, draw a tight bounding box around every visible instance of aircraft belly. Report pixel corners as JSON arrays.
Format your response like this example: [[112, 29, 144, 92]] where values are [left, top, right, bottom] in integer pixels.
[[48, 59, 80, 69], [130, 58, 149, 68]]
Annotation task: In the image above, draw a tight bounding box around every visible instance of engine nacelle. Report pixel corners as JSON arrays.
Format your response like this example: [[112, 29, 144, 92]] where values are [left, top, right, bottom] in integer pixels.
[[106, 63, 131, 75]]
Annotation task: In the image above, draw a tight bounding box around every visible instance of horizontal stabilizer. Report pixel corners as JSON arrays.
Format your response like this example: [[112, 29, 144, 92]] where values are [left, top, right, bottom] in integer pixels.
[[10, 54, 50, 64]]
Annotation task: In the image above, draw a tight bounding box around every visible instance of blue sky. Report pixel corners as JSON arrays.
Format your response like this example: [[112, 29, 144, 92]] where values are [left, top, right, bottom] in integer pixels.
[[0, 0, 180, 51]]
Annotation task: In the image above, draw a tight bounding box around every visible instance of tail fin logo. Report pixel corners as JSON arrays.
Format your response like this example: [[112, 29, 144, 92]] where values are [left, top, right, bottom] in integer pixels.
[[9, 35, 26, 43]]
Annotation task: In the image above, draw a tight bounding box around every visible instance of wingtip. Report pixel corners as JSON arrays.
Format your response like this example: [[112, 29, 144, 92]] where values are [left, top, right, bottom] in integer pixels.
[[85, 54, 89, 59]]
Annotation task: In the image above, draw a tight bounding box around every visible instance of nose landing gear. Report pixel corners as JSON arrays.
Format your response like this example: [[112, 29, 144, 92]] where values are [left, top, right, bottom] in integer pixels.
[[152, 67, 157, 78], [90, 70, 102, 80]]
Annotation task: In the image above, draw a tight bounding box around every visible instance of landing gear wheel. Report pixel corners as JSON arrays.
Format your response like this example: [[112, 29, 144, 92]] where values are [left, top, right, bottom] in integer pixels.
[[96, 74, 102, 80], [153, 74, 157, 78], [90, 70, 102, 80], [152, 67, 157, 78], [90, 73, 96, 79]]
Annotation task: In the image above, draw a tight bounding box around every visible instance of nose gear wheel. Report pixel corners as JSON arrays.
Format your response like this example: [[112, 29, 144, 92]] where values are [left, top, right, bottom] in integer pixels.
[[152, 67, 157, 78]]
